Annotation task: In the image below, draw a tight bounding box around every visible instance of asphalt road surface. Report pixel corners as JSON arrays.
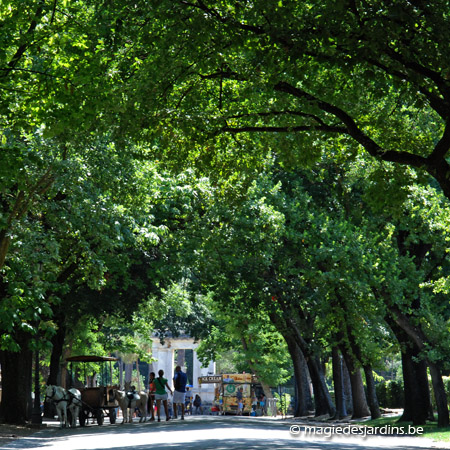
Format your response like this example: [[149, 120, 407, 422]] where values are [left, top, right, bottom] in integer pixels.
[[1, 416, 446, 450]]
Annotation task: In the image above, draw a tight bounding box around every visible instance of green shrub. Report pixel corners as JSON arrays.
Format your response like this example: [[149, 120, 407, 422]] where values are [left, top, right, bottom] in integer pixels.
[[376, 380, 404, 408], [387, 380, 404, 408], [376, 382, 388, 408]]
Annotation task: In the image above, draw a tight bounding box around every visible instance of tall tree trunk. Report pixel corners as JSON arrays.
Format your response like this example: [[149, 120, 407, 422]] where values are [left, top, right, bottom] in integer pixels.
[[119, 359, 124, 388], [0, 338, 33, 424], [43, 321, 66, 418], [47, 321, 66, 385], [307, 355, 336, 417], [267, 309, 334, 415], [429, 362, 450, 427], [125, 363, 133, 387], [385, 315, 430, 425], [342, 358, 353, 415], [332, 347, 347, 419], [340, 346, 370, 418], [285, 334, 311, 416], [390, 307, 449, 426], [399, 344, 430, 424], [363, 365, 381, 419], [282, 318, 335, 416]]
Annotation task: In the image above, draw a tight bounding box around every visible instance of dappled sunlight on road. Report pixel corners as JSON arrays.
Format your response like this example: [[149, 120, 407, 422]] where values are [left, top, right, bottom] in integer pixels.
[[2, 416, 442, 450]]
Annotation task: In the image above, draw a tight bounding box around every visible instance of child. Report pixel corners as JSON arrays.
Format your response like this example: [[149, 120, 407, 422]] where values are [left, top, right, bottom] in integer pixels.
[[237, 398, 244, 416]]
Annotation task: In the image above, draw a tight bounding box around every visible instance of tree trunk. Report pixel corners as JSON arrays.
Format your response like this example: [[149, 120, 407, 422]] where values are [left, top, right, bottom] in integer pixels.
[[389, 308, 449, 426], [399, 344, 430, 425], [0, 231, 11, 270], [332, 347, 347, 419], [363, 365, 381, 419], [43, 321, 66, 418], [119, 359, 124, 388], [0, 343, 33, 424], [125, 363, 133, 387], [47, 321, 66, 386], [342, 358, 353, 415], [281, 317, 335, 416], [285, 335, 311, 416], [385, 315, 430, 425], [340, 346, 370, 418], [267, 310, 334, 415], [429, 362, 450, 427], [307, 355, 336, 417]]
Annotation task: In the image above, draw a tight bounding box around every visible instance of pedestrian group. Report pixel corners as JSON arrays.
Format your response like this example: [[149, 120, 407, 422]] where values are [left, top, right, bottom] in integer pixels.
[[145, 366, 201, 422]]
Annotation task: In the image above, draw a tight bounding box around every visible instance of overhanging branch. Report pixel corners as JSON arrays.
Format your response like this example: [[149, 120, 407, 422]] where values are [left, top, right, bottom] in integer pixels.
[[222, 124, 347, 133], [274, 80, 430, 169]]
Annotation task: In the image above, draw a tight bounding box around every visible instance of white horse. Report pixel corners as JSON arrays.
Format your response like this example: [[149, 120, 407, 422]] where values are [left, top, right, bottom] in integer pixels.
[[113, 388, 148, 424], [45, 385, 82, 428], [67, 388, 82, 427]]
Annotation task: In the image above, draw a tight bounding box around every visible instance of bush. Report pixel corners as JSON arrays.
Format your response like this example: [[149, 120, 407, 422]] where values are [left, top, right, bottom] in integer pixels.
[[376, 382, 388, 407], [387, 380, 404, 408], [376, 380, 404, 409]]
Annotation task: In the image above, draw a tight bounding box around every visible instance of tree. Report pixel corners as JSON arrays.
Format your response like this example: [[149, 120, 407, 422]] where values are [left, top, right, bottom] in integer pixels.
[[104, 1, 450, 203]]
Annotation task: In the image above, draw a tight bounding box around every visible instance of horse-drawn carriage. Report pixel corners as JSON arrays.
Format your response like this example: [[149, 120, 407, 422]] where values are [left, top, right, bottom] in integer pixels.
[[66, 355, 119, 426]]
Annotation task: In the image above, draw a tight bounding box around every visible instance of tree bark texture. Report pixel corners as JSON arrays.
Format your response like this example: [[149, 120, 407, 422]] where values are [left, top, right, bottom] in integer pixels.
[[342, 358, 353, 415], [307, 355, 336, 417], [0, 341, 33, 424], [429, 362, 450, 427], [390, 308, 449, 426], [332, 347, 347, 419], [363, 365, 381, 419], [340, 346, 370, 418], [285, 334, 312, 416], [399, 344, 430, 424]]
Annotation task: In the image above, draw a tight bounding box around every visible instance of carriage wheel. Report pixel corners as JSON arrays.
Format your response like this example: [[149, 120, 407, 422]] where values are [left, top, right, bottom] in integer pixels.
[[79, 410, 87, 427], [109, 409, 117, 424], [96, 410, 105, 426]]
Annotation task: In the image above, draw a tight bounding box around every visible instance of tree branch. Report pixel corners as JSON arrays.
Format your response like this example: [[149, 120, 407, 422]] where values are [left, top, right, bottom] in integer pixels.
[[274, 80, 430, 169], [222, 124, 347, 134], [427, 118, 450, 163], [1, 4, 45, 79]]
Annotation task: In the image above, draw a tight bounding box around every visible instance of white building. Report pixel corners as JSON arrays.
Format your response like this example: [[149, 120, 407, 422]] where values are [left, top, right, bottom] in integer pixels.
[[150, 336, 216, 403]]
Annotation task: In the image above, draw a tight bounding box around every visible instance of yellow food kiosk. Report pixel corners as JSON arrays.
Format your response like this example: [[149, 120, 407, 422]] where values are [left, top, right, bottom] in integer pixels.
[[198, 373, 262, 415]]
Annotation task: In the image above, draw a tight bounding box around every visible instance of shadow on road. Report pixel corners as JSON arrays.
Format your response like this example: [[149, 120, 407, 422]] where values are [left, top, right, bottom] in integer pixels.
[[3, 416, 433, 450]]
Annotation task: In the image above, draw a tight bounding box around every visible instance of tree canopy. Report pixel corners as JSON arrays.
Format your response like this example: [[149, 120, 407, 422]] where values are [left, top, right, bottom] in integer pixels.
[[2, 0, 450, 427]]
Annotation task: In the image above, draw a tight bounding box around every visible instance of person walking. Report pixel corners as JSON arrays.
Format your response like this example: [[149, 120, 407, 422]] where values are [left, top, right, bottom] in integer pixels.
[[147, 372, 156, 421], [154, 369, 173, 422], [173, 365, 188, 420]]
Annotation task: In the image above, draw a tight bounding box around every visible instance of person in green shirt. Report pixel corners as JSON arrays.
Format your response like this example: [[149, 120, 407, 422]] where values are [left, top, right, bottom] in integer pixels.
[[154, 369, 173, 422]]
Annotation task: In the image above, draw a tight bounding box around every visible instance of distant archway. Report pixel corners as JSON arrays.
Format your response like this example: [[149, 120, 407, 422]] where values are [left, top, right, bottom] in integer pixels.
[[150, 336, 216, 402]]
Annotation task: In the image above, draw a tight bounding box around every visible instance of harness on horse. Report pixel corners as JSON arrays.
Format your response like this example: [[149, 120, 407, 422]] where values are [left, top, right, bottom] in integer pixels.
[[47, 386, 79, 406], [126, 389, 139, 408]]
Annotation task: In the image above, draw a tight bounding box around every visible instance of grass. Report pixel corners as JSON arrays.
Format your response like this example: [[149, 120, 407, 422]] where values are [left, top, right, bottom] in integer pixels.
[[360, 413, 450, 442]]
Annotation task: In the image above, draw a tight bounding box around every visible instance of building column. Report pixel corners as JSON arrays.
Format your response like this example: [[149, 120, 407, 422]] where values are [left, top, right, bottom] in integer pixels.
[[154, 348, 175, 389], [193, 350, 202, 390]]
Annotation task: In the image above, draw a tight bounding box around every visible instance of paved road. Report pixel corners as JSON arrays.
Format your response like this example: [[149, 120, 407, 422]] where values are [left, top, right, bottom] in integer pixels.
[[1, 416, 445, 450]]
